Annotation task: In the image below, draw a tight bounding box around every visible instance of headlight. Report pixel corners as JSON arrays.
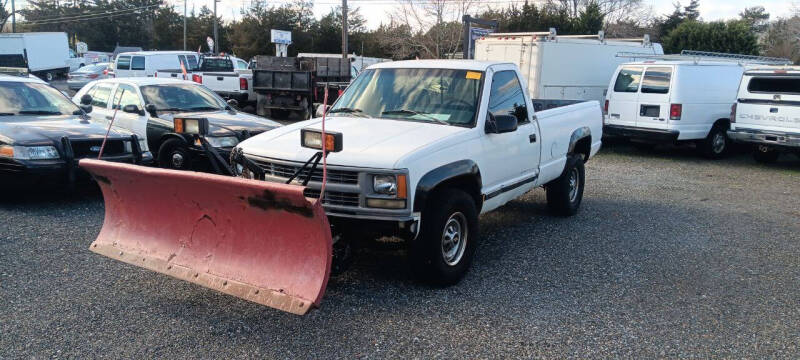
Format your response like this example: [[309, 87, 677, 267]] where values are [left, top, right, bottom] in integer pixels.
[[0, 145, 60, 160], [205, 136, 239, 148], [373, 174, 397, 196]]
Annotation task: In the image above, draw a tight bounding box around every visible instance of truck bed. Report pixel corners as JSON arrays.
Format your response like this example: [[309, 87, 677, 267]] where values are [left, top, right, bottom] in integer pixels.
[[535, 100, 603, 184]]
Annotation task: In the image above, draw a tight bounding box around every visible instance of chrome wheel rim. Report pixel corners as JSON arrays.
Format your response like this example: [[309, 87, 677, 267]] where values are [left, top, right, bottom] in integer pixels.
[[568, 167, 580, 203], [171, 153, 185, 168], [712, 133, 726, 154], [757, 145, 770, 153], [441, 212, 468, 266]]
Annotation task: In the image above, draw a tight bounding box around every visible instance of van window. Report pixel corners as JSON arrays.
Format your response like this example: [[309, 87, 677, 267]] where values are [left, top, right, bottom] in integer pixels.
[[236, 60, 249, 70], [613, 66, 643, 93], [747, 77, 800, 95], [488, 70, 529, 125], [641, 67, 672, 94], [112, 84, 141, 110], [89, 84, 112, 108], [131, 56, 145, 71], [116, 56, 131, 70]]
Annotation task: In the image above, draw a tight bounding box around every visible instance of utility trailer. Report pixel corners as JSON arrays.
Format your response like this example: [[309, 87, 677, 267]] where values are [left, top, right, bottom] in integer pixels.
[[252, 56, 351, 120]]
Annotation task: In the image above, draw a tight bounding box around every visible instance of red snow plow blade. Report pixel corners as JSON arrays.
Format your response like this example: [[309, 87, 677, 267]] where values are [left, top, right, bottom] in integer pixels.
[[80, 159, 332, 315]]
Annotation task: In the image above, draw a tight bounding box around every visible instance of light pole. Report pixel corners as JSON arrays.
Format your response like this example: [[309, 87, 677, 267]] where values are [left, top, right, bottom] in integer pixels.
[[183, 0, 187, 50], [213, 0, 218, 53], [11, 0, 15, 32], [341, 0, 348, 59]]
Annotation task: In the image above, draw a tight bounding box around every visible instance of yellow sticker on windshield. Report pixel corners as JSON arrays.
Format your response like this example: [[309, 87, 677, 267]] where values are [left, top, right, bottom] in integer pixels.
[[466, 71, 482, 80]]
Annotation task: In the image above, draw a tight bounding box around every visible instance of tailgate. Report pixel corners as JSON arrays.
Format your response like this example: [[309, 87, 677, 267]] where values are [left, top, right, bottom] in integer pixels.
[[203, 72, 241, 93], [737, 74, 800, 132]]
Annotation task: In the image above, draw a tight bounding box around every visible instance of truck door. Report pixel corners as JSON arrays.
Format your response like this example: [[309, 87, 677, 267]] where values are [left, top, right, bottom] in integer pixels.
[[480, 69, 541, 211], [635, 66, 673, 130], [606, 66, 643, 127]]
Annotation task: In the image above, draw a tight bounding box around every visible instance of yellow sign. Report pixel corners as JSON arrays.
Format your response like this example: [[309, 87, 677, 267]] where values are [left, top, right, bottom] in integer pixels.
[[466, 71, 482, 80]]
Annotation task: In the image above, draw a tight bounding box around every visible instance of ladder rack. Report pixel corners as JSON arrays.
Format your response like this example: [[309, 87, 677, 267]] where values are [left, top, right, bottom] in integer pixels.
[[616, 50, 791, 65]]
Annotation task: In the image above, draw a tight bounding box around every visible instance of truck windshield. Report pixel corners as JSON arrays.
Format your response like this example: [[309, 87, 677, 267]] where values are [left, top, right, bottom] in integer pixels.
[[0, 81, 81, 117], [330, 68, 482, 126], [140, 84, 226, 112]]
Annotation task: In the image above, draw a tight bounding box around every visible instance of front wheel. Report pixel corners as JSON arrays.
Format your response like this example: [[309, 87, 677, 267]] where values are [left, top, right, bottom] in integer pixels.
[[699, 125, 729, 159], [753, 145, 780, 163], [546, 154, 585, 216], [411, 188, 479, 286], [158, 139, 192, 170]]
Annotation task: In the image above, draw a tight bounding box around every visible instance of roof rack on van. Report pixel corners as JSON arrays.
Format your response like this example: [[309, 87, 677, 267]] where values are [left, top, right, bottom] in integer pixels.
[[616, 50, 791, 65], [0, 66, 29, 77], [487, 28, 652, 45]]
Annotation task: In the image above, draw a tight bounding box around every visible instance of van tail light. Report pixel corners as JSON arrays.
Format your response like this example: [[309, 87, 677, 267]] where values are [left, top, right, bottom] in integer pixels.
[[603, 100, 609, 115], [240, 77, 248, 90], [730, 103, 737, 123], [154, 72, 158, 78], [192, 74, 202, 83], [669, 104, 682, 120]]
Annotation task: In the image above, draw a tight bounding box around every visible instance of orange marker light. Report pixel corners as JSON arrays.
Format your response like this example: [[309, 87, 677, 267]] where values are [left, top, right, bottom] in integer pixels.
[[0, 145, 14, 158], [174, 118, 184, 133], [397, 174, 408, 199]]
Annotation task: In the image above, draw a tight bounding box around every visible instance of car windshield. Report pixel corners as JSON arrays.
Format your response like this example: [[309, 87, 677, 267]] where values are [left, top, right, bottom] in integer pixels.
[[140, 84, 226, 111], [329, 68, 483, 126], [0, 81, 81, 117], [75, 64, 107, 73]]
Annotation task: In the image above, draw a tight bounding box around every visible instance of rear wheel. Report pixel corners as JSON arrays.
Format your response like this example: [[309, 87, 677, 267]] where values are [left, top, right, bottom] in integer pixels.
[[158, 139, 191, 170], [753, 145, 780, 163], [699, 125, 729, 159], [45, 72, 54, 82], [546, 154, 585, 216], [411, 188, 478, 286]]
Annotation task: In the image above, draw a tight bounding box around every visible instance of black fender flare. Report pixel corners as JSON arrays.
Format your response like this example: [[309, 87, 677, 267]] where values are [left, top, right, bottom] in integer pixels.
[[568, 126, 592, 154], [413, 160, 482, 212]]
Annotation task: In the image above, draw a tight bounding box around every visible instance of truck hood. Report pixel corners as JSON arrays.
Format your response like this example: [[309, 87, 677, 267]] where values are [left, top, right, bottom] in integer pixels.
[[157, 110, 282, 137], [239, 116, 470, 169], [0, 115, 133, 145]]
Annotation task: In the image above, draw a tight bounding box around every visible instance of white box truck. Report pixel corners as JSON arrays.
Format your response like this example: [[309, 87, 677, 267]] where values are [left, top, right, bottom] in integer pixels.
[[474, 29, 663, 108], [0, 32, 72, 81]]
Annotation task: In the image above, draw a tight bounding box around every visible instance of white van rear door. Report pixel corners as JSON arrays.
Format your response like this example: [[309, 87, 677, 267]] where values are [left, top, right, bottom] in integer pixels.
[[606, 65, 643, 127], [737, 74, 800, 133], [636, 66, 673, 130]]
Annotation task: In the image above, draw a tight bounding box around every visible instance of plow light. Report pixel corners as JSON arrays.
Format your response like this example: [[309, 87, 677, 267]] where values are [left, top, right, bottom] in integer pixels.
[[301, 129, 342, 152], [174, 118, 209, 136]]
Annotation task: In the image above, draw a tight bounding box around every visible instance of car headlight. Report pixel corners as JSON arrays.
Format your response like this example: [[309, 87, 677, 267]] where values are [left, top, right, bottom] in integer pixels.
[[205, 136, 239, 148], [0, 145, 60, 160], [373, 174, 397, 196]]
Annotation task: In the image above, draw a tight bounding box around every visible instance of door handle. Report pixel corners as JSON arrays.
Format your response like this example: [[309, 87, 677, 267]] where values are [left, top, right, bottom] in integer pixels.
[[105, 116, 113, 120], [770, 107, 778, 113], [529, 134, 537, 143], [609, 113, 620, 118], [217, 77, 224, 81]]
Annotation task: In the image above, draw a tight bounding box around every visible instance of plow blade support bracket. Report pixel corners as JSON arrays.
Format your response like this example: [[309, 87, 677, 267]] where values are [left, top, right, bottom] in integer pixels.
[[80, 159, 332, 315]]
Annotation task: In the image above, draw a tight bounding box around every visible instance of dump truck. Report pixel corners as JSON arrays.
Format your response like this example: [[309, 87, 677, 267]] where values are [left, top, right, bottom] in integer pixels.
[[252, 55, 351, 120], [80, 60, 602, 315]]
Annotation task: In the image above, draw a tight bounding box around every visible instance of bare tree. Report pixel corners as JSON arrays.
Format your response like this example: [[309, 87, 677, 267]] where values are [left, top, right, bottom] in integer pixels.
[[761, 16, 800, 63], [387, 0, 482, 59]]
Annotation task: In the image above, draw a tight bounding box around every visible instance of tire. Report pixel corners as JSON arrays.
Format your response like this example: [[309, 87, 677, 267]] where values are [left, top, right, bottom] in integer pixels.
[[699, 125, 729, 159], [546, 154, 585, 217], [411, 188, 479, 286], [45, 72, 54, 82], [157, 138, 191, 170], [753, 145, 779, 164]]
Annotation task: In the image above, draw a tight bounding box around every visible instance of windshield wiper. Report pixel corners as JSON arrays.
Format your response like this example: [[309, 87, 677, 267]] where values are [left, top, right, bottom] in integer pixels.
[[187, 106, 221, 111], [0, 112, 14, 116], [328, 107, 368, 117], [382, 109, 448, 125], [18, 110, 63, 115]]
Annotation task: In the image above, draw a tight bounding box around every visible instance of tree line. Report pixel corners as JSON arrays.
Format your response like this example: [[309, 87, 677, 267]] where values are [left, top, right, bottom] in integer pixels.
[[3, 0, 798, 62]]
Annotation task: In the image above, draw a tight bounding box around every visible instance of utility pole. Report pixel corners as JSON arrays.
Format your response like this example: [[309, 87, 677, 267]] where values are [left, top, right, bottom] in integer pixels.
[[11, 0, 15, 32], [213, 0, 218, 53], [341, 0, 348, 59], [183, 0, 187, 50]]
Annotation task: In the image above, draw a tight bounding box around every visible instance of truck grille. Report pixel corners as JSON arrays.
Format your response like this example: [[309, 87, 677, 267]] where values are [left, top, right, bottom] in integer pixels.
[[251, 159, 359, 185], [71, 139, 126, 159], [303, 189, 360, 207]]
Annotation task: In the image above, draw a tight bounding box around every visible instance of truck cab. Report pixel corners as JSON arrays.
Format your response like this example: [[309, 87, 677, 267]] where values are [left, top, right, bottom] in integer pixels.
[[233, 60, 602, 284], [728, 66, 800, 163]]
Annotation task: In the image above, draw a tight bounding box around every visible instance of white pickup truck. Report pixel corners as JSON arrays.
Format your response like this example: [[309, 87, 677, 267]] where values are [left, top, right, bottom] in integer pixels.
[[155, 56, 255, 107], [231, 60, 603, 284], [728, 66, 800, 163]]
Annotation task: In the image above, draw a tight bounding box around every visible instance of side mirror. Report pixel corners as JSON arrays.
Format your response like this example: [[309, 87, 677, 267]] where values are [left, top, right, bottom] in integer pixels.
[[145, 103, 158, 117], [80, 94, 92, 105], [226, 99, 239, 108], [122, 104, 145, 116], [80, 105, 92, 114], [485, 113, 518, 134]]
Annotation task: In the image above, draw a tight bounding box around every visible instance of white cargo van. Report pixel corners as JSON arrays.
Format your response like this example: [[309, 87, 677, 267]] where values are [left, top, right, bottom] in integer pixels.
[[474, 29, 663, 106], [0, 32, 72, 81], [728, 66, 800, 163], [603, 51, 790, 158], [113, 51, 199, 78]]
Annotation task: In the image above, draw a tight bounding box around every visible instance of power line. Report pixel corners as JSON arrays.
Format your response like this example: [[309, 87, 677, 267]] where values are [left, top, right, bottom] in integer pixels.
[[22, 4, 161, 25]]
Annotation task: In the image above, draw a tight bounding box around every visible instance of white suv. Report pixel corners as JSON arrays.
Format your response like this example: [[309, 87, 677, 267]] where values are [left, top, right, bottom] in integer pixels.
[[728, 66, 800, 163]]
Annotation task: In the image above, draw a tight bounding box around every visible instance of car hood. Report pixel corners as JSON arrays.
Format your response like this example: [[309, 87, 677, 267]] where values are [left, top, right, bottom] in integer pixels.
[[238, 116, 469, 169], [157, 110, 281, 137], [0, 115, 134, 146]]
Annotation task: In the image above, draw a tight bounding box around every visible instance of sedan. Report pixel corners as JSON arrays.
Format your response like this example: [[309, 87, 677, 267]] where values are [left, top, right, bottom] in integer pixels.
[[67, 63, 110, 91]]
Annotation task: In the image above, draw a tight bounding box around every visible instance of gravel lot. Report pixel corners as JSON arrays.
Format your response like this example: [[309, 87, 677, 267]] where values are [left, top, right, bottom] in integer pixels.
[[1, 142, 799, 358]]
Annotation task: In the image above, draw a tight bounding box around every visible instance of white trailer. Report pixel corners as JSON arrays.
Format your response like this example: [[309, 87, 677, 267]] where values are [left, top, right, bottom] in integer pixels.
[[0, 32, 72, 81], [474, 29, 663, 106]]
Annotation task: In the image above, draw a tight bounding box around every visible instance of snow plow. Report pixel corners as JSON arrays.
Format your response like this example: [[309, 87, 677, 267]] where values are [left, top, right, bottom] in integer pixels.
[[82, 114, 339, 315]]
